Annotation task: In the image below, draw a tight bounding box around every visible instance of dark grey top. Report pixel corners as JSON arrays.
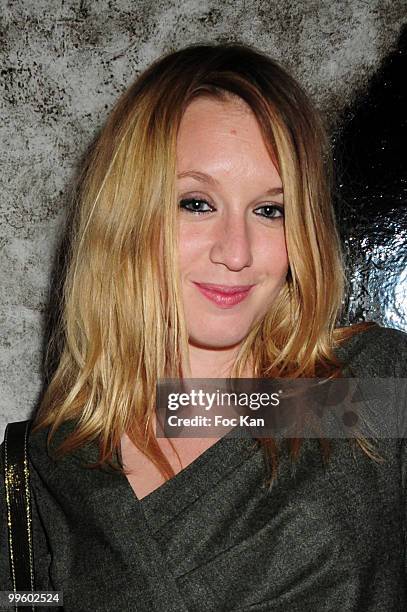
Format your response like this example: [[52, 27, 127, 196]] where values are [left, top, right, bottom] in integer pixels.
[[1, 325, 407, 611]]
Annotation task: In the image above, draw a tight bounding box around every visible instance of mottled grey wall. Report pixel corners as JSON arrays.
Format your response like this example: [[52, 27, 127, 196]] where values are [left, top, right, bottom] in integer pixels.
[[1, 0, 406, 434]]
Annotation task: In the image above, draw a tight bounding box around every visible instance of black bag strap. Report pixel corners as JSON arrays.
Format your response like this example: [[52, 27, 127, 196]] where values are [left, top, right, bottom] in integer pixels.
[[3, 419, 35, 611]]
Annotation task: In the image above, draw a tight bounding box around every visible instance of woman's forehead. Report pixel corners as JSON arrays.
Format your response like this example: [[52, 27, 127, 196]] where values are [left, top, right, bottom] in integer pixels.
[[176, 97, 279, 181]]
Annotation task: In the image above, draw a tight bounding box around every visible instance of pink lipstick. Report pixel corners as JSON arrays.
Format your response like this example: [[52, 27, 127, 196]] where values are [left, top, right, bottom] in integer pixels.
[[193, 282, 254, 308]]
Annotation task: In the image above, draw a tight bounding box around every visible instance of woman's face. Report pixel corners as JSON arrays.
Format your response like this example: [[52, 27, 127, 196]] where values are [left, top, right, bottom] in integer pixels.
[[176, 96, 289, 351]]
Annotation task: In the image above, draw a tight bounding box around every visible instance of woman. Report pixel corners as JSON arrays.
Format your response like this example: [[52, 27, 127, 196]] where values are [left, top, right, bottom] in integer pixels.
[[1, 42, 406, 611]]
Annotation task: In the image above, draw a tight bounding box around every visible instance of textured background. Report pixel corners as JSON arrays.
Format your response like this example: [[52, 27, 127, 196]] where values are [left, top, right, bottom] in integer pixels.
[[1, 0, 406, 434]]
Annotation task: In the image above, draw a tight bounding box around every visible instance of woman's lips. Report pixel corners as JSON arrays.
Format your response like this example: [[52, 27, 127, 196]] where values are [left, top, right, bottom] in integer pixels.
[[193, 282, 254, 308]]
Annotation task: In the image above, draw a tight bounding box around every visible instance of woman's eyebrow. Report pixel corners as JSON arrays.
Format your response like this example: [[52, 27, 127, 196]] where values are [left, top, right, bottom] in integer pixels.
[[263, 187, 284, 197], [177, 170, 283, 197], [177, 170, 220, 186]]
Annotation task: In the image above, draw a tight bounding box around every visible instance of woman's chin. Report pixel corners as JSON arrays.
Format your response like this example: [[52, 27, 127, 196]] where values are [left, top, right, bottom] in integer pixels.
[[188, 334, 247, 351]]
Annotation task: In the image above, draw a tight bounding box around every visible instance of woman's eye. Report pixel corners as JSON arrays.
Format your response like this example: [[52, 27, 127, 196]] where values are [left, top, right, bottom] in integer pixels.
[[179, 199, 284, 219], [254, 205, 284, 220], [179, 198, 214, 214]]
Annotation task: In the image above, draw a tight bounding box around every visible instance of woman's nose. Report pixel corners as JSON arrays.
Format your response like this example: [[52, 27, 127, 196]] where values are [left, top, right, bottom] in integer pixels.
[[209, 214, 253, 271]]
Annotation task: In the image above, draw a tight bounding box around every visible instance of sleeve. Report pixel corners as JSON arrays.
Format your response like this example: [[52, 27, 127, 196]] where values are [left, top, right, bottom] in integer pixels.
[[402, 435, 407, 586], [348, 325, 407, 584], [391, 332, 407, 582], [401, 422, 407, 591]]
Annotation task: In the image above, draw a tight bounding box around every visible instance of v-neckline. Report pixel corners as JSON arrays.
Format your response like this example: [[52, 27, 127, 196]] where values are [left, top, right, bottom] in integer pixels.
[[118, 433, 229, 503], [135, 433, 260, 531], [114, 424, 260, 526]]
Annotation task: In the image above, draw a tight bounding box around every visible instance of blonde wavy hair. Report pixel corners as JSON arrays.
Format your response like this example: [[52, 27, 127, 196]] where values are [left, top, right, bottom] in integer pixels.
[[32, 42, 380, 486]]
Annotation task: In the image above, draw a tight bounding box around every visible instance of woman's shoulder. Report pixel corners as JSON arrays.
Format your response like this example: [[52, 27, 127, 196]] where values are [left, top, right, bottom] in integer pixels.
[[334, 323, 407, 377]]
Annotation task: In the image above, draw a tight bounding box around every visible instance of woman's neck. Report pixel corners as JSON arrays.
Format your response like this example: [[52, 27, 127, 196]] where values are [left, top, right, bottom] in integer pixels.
[[184, 343, 252, 379]]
